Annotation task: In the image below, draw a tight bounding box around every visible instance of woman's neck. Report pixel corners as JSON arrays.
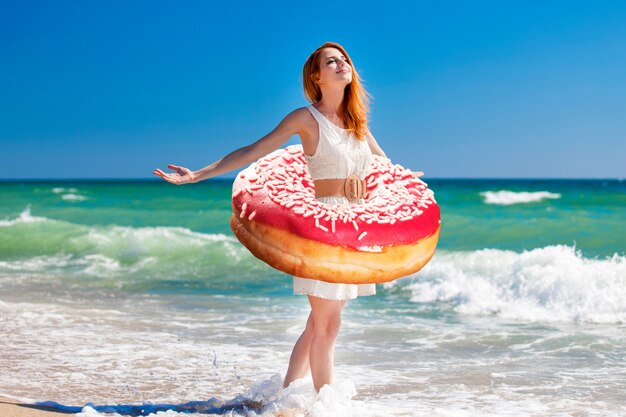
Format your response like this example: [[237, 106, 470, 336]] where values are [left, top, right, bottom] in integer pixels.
[[317, 88, 345, 114]]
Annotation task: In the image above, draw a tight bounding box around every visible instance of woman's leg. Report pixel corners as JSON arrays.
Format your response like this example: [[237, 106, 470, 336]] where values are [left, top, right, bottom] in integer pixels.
[[307, 295, 347, 392], [283, 312, 315, 388]]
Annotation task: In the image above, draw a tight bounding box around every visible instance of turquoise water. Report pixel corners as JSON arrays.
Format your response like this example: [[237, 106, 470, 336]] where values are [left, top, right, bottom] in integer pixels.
[[2, 179, 623, 257], [0, 179, 625, 416]]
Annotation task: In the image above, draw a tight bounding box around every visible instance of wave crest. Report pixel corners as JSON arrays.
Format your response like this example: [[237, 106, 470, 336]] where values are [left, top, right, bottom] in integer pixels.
[[386, 245, 626, 323], [481, 190, 561, 205], [0, 206, 48, 226]]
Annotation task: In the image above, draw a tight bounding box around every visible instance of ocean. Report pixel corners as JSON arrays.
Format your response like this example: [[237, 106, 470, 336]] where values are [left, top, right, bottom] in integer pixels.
[[0, 178, 624, 416]]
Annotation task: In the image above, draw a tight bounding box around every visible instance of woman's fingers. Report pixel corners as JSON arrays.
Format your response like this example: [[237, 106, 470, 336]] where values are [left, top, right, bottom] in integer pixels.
[[153, 166, 189, 185], [153, 169, 174, 182], [153, 169, 170, 179], [168, 164, 183, 172]]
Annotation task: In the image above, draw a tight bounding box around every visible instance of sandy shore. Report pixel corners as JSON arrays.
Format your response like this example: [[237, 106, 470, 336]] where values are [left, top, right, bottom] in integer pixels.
[[0, 396, 72, 417]]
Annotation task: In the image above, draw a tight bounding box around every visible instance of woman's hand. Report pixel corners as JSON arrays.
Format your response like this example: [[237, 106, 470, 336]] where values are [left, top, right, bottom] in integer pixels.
[[153, 164, 196, 185], [412, 171, 425, 178]]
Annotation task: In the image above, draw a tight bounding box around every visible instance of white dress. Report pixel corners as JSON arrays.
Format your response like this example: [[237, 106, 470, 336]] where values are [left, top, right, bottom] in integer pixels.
[[292, 104, 377, 300]]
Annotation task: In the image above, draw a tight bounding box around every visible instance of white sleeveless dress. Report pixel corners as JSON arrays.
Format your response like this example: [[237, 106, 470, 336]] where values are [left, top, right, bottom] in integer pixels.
[[292, 104, 377, 300]]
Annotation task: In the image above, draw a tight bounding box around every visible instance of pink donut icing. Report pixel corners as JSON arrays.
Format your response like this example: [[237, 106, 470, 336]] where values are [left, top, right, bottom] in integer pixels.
[[231, 145, 441, 252]]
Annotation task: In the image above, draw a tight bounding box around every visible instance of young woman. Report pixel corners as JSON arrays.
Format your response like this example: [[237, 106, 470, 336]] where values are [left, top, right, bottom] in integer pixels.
[[153, 41, 423, 393]]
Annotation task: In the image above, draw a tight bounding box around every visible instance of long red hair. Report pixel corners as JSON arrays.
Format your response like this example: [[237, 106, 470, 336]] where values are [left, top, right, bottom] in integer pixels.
[[302, 42, 372, 141]]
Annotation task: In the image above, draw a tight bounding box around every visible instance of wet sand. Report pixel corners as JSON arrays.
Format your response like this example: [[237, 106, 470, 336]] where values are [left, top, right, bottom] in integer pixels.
[[0, 396, 71, 417]]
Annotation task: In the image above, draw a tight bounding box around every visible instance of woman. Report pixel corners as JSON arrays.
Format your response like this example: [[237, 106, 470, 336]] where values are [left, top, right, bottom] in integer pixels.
[[153, 41, 423, 393]]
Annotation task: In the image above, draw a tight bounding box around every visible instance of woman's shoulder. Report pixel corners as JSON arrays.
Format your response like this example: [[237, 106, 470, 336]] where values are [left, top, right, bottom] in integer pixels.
[[290, 105, 314, 118], [282, 106, 317, 133]]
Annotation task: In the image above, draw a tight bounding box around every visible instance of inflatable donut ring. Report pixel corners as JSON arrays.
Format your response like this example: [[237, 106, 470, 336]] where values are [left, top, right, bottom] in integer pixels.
[[230, 145, 440, 284]]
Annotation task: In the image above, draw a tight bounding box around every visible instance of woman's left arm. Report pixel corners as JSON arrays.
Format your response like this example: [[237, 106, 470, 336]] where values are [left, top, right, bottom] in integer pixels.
[[366, 130, 387, 158]]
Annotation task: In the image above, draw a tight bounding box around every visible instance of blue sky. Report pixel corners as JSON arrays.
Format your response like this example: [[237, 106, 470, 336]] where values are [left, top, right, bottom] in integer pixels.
[[1, 0, 625, 179]]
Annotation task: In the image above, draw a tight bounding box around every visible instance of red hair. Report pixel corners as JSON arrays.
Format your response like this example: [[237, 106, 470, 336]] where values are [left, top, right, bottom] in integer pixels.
[[302, 42, 372, 141]]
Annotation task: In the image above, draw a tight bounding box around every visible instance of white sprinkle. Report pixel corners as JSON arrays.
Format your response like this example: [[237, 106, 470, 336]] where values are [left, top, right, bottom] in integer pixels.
[[318, 224, 328, 232], [331, 220, 336, 233], [352, 220, 359, 231], [248, 211, 256, 220], [357, 231, 367, 241]]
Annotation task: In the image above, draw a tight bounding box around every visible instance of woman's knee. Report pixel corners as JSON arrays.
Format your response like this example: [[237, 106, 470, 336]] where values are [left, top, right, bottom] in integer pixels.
[[313, 315, 341, 341], [307, 295, 345, 341]]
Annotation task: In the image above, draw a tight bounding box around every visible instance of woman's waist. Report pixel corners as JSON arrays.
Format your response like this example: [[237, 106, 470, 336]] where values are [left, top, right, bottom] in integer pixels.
[[313, 176, 367, 203]]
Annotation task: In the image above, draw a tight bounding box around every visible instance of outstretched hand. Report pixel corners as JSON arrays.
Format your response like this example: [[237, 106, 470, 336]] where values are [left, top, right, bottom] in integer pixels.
[[153, 164, 196, 185]]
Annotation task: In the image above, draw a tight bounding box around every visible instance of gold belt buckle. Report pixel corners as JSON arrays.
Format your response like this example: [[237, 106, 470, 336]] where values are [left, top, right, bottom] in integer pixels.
[[344, 175, 364, 203]]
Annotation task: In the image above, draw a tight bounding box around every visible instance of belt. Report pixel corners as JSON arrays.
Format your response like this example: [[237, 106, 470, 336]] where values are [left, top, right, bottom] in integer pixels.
[[313, 175, 366, 203]]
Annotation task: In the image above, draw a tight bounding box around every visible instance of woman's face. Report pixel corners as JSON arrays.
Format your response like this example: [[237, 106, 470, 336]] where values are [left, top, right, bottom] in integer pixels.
[[316, 47, 352, 87]]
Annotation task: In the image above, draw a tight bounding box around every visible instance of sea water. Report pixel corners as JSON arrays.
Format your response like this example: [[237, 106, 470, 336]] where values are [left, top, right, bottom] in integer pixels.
[[0, 179, 624, 416]]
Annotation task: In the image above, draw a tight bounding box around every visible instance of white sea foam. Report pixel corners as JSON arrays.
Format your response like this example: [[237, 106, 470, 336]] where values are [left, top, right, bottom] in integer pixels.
[[386, 245, 626, 323], [0, 253, 153, 280], [0, 299, 285, 405], [0, 205, 48, 226], [244, 374, 357, 417], [61, 193, 88, 201], [52, 187, 79, 193], [1, 293, 625, 417], [480, 190, 561, 205]]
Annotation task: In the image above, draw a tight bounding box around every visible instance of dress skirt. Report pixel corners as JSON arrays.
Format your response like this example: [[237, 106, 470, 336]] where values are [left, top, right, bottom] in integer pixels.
[[293, 195, 376, 300]]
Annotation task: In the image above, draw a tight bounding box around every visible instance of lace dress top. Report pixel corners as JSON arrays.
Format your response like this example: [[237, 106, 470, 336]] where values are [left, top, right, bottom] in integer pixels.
[[292, 104, 376, 300]]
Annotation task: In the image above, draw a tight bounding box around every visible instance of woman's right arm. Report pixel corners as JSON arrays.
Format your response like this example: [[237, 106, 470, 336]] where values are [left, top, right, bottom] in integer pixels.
[[153, 109, 304, 184]]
